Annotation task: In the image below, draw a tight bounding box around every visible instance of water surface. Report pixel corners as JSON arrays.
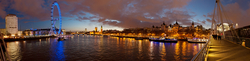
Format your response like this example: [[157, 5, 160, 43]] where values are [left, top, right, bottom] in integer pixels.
[[6, 35, 204, 61]]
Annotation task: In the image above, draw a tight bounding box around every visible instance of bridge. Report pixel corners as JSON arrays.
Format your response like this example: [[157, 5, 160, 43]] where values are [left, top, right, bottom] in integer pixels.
[[191, 0, 250, 61], [191, 26, 250, 61]]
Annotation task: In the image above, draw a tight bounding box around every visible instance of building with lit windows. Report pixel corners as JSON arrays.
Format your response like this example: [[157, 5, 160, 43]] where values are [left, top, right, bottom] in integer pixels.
[[23, 28, 66, 36], [5, 14, 18, 36]]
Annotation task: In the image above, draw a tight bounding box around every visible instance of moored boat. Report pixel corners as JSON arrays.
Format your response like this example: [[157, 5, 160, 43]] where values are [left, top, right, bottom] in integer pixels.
[[149, 37, 177, 43], [134, 37, 144, 40], [187, 39, 208, 43], [58, 37, 66, 41]]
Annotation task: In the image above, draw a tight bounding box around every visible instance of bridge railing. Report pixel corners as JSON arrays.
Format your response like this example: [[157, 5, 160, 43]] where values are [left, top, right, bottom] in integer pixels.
[[191, 38, 211, 61], [225, 36, 250, 48]]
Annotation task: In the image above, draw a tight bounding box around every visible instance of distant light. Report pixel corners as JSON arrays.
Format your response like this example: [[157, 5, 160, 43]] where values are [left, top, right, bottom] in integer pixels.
[[11, 34, 15, 36], [3, 36, 9, 38]]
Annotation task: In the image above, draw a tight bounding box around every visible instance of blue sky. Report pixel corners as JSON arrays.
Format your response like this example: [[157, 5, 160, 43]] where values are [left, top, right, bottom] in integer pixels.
[[0, 0, 249, 31]]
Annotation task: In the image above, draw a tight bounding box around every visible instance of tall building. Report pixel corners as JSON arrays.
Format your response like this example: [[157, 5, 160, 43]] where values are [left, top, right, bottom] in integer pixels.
[[5, 14, 18, 36], [191, 21, 194, 29], [85, 28, 87, 32], [95, 27, 97, 32], [100, 26, 103, 32], [161, 22, 166, 30]]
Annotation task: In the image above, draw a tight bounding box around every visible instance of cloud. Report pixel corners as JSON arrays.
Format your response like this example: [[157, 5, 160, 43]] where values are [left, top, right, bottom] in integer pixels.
[[197, 19, 206, 24], [64, 0, 194, 28], [206, 19, 212, 23], [23, 21, 42, 23], [3, 0, 197, 28], [10, 0, 52, 21], [0, 0, 9, 18], [203, 15, 206, 17]]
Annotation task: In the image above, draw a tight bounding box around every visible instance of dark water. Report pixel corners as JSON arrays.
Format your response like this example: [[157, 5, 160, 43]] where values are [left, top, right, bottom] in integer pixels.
[[6, 35, 204, 61]]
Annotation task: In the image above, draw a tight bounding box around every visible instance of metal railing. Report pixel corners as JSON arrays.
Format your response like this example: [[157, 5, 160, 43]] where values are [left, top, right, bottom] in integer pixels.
[[225, 36, 250, 48], [0, 35, 11, 61], [191, 38, 211, 61]]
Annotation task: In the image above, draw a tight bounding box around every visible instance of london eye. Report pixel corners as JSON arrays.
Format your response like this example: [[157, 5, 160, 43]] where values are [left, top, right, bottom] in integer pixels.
[[50, 1, 62, 35]]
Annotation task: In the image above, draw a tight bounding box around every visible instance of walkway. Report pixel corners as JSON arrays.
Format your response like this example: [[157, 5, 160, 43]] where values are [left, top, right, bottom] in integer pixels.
[[207, 38, 250, 61]]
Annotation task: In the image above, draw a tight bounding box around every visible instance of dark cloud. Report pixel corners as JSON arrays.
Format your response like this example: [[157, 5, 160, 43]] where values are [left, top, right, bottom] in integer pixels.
[[63, 0, 194, 28], [203, 15, 206, 17], [2, 0, 199, 28], [10, 0, 52, 21], [0, 0, 9, 18], [197, 19, 206, 24], [206, 19, 212, 23]]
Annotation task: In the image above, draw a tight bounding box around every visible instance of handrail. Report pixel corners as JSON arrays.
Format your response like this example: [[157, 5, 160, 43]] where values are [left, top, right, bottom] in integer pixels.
[[0, 34, 11, 61], [1, 38, 11, 61], [225, 36, 250, 48], [191, 38, 211, 61]]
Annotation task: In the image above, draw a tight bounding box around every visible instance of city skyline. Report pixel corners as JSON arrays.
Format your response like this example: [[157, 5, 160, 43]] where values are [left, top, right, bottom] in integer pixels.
[[0, 0, 250, 31]]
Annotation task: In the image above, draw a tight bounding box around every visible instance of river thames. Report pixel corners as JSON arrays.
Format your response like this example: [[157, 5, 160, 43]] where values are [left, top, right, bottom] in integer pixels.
[[5, 35, 204, 61]]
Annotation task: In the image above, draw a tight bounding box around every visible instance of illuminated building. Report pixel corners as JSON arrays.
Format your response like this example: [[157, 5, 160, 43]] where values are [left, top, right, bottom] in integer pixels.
[[172, 21, 180, 33], [95, 27, 97, 32], [101, 26, 103, 32], [18, 31, 22, 36], [62, 29, 66, 35], [23, 28, 65, 36], [217, 23, 230, 32], [103, 21, 209, 38], [5, 14, 18, 36], [85, 28, 87, 32], [161, 22, 166, 30]]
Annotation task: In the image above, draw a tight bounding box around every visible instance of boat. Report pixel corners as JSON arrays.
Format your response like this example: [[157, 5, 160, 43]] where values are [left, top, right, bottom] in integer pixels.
[[135, 37, 149, 40], [149, 37, 177, 42], [177, 37, 188, 41], [177, 39, 187, 41], [187, 39, 207, 43], [103, 35, 109, 37], [118, 36, 125, 38], [58, 37, 66, 41], [134, 37, 144, 40]]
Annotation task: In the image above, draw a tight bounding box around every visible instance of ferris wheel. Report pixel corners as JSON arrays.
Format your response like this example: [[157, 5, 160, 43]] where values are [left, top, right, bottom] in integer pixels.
[[50, 1, 62, 35]]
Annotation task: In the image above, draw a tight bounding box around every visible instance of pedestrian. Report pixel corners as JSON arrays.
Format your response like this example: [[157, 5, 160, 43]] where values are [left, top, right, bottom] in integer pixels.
[[218, 35, 221, 40]]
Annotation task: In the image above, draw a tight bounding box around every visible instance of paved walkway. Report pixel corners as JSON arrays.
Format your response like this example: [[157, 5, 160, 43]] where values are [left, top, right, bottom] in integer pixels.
[[207, 38, 250, 61]]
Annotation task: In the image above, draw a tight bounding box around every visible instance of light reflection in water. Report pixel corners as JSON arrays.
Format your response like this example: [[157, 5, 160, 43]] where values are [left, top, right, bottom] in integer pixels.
[[161, 43, 166, 61], [51, 41, 65, 61], [138, 40, 142, 54], [149, 41, 154, 60], [175, 42, 180, 61], [193, 45, 198, 55], [5, 35, 205, 61], [7, 42, 21, 61], [182, 41, 187, 56]]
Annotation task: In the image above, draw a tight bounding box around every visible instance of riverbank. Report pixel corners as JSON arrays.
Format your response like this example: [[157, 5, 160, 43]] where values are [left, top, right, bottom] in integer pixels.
[[1, 36, 56, 41]]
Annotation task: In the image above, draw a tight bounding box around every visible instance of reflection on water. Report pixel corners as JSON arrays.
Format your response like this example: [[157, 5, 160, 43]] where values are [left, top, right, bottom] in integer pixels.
[[5, 35, 204, 61]]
